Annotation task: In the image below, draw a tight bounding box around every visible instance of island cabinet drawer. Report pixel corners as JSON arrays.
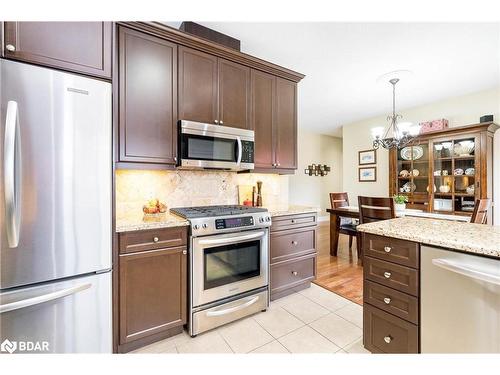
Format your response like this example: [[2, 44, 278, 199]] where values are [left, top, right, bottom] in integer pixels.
[[364, 304, 418, 353], [270, 253, 316, 296], [270, 227, 316, 262], [271, 213, 317, 232], [364, 280, 419, 324], [364, 256, 419, 297], [119, 227, 188, 254], [363, 233, 419, 269]]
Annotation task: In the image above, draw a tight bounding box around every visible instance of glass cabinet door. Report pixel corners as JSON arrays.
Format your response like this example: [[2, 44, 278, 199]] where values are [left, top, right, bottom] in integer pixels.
[[396, 142, 430, 210], [431, 136, 477, 213]]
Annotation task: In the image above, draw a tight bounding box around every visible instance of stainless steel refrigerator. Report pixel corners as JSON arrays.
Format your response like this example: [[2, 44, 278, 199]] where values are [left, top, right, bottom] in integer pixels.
[[0, 59, 112, 353]]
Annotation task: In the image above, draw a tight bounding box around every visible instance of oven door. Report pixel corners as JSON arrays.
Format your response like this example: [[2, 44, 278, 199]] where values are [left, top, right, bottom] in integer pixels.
[[192, 229, 269, 307]]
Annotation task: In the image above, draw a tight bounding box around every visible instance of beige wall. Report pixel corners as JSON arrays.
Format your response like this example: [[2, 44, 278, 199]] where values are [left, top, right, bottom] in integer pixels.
[[289, 129, 343, 218], [342, 87, 500, 205]]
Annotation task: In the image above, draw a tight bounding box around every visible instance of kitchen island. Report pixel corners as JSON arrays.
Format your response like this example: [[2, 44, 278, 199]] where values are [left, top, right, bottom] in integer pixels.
[[356, 217, 500, 353]]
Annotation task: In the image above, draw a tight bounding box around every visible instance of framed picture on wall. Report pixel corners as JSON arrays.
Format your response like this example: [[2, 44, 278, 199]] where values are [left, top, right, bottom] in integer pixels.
[[359, 167, 377, 182], [358, 149, 377, 165]]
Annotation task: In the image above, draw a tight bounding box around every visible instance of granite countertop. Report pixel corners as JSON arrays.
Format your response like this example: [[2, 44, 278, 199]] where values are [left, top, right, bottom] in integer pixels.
[[116, 213, 189, 233], [265, 205, 321, 217], [357, 217, 500, 258]]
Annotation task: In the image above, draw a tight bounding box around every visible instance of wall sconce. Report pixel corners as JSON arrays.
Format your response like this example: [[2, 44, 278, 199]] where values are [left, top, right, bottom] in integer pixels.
[[304, 164, 331, 176]]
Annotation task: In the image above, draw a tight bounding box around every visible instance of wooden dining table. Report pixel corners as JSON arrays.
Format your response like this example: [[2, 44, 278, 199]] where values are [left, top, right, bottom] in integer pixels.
[[326, 206, 470, 256]]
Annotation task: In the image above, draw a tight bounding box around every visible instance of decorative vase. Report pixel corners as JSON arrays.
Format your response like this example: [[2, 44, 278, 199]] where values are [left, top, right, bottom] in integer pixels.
[[395, 203, 406, 211]]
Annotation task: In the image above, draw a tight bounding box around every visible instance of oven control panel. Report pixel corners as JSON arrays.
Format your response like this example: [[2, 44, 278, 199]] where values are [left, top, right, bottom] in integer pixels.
[[215, 216, 254, 230]]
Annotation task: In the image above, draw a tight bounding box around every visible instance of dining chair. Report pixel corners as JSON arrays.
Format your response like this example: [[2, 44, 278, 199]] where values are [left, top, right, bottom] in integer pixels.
[[329, 192, 360, 258], [357, 196, 397, 265], [470, 198, 491, 224]]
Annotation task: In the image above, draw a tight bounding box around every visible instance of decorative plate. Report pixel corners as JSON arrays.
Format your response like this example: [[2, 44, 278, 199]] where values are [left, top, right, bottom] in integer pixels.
[[453, 168, 464, 176], [402, 182, 416, 193], [399, 169, 410, 177], [400, 146, 424, 160], [465, 168, 475, 176], [411, 169, 420, 177]]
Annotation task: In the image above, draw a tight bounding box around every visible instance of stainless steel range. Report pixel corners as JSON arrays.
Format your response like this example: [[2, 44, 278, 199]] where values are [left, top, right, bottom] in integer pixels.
[[170, 205, 271, 336]]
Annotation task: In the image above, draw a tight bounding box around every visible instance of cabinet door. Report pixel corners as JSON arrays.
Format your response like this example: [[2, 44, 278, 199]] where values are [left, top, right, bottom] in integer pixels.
[[275, 78, 298, 170], [178, 46, 218, 124], [3, 22, 112, 79], [251, 69, 275, 168], [118, 27, 177, 164], [218, 59, 250, 129], [119, 246, 187, 345]]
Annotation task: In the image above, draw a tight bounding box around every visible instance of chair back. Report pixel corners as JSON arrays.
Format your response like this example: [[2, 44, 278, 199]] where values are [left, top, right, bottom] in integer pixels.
[[470, 198, 491, 224], [358, 196, 396, 224], [330, 192, 349, 209]]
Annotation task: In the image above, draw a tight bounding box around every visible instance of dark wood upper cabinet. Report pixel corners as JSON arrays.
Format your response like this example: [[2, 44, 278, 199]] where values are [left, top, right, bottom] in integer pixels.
[[3, 22, 112, 79], [251, 69, 275, 168], [178, 46, 218, 124], [275, 78, 298, 170], [119, 245, 187, 345], [218, 59, 250, 129], [118, 27, 177, 165]]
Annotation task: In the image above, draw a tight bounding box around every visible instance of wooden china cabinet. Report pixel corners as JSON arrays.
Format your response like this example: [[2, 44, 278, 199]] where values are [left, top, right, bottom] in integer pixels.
[[389, 122, 498, 219]]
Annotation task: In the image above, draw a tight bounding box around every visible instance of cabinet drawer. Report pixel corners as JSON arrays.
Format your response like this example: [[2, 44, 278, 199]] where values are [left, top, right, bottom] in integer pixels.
[[271, 212, 317, 232], [363, 233, 419, 268], [270, 253, 316, 295], [119, 226, 187, 254], [364, 256, 419, 297], [364, 304, 418, 353], [364, 280, 418, 324], [270, 227, 316, 263]]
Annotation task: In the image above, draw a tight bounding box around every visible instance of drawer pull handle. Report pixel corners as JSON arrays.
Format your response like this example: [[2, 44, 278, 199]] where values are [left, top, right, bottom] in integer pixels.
[[292, 241, 298, 245], [384, 246, 392, 253], [383, 297, 391, 304], [153, 237, 159, 243], [6, 44, 16, 52], [384, 335, 392, 344], [291, 219, 296, 224], [182, 250, 187, 255], [291, 271, 298, 276], [384, 271, 391, 279]]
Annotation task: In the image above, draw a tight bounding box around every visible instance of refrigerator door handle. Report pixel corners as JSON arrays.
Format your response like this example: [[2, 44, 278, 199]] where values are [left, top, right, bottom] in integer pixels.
[[432, 258, 500, 286], [0, 283, 91, 314], [4, 100, 22, 248]]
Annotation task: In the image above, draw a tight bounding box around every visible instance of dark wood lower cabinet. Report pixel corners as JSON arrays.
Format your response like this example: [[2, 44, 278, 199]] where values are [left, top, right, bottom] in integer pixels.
[[117, 227, 188, 353], [362, 233, 421, 353], [270, 212, 318, 301]]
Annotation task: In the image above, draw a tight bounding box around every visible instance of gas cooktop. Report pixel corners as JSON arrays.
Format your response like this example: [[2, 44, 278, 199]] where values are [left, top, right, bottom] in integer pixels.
[[170, 205, 268, 219]]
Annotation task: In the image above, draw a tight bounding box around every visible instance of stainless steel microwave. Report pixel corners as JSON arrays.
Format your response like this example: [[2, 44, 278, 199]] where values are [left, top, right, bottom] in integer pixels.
[[178, 120, 255, 171]]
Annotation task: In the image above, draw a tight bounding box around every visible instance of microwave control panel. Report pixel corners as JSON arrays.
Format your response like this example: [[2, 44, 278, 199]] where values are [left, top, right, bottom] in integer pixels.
[[241, 141, 254, 163]]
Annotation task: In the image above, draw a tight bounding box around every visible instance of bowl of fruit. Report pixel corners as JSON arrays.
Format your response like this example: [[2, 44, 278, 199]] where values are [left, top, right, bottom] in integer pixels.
[[143, 199, 167, 219]]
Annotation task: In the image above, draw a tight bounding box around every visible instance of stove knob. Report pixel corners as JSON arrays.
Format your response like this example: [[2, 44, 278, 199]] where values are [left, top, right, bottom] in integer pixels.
[[265, 217, 271, 222], [259, 217, 264, 223], [202, 223, 208, 229], [193, 224, 200, 230]]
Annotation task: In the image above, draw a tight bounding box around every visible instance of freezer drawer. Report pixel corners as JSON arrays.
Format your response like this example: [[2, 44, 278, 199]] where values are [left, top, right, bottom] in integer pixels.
[[421, 246, 500, 353], [0, 271, 112, 353]]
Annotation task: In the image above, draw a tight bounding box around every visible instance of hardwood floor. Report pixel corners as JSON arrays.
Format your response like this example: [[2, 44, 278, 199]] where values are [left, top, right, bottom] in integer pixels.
[[314, 220, 363, 305]]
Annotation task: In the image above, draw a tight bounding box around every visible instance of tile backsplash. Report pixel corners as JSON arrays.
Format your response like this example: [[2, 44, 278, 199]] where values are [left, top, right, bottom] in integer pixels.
[[115, 170, 289, 220]]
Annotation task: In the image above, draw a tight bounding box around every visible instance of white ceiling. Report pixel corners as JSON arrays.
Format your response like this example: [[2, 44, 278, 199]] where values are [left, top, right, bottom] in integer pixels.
[[164, 22, 500, 137]]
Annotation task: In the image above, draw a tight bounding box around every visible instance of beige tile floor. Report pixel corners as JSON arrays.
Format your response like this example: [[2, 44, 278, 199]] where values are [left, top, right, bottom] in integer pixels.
[[132, 284, 370, 354]]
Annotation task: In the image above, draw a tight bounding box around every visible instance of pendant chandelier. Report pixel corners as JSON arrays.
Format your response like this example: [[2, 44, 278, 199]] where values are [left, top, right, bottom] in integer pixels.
[[371, 78, 420, 150]]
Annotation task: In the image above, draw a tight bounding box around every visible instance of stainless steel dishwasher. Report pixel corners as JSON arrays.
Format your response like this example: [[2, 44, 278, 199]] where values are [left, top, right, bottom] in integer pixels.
[[421, 245, 500, 353]]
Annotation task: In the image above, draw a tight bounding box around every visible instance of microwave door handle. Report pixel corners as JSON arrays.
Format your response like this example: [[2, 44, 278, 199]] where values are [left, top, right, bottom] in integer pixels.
[[4, 100, 21, 248], [236, 136, 242, 165], [432, 258, 500, 286], [198, 231, 265, 246]]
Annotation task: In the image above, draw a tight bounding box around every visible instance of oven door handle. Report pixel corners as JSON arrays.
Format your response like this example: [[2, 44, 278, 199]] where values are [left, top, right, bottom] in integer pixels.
[[198, 231, 265, 246], [206, 295, 260, 317]]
